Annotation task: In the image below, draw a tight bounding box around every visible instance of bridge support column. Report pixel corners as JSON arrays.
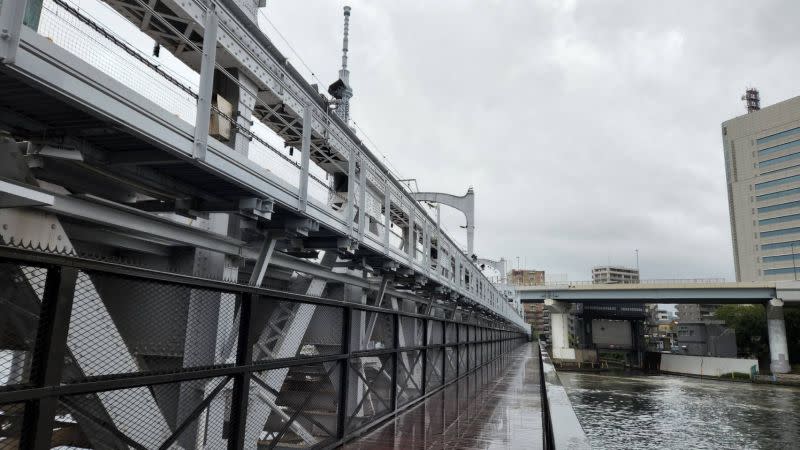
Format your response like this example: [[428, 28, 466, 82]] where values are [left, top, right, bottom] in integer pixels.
[[767, 298, 791, 374], [544, 299, 575, 361]]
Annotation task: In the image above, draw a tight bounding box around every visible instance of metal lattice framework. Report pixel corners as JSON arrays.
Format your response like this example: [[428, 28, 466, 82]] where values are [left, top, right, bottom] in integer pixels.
[[0, 246, 526, 448], [0, 0, 532, 448]]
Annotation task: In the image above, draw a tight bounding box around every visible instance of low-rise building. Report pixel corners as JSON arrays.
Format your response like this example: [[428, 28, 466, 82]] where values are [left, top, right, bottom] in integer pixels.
[[508, 269, 545, 286], [675, 321, 737, 357], [523, 302, 550, 342], [592, 266, 640, 284]]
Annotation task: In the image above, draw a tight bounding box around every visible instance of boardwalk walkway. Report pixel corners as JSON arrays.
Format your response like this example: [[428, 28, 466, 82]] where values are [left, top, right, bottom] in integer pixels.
[[341, 343, 544, 449]]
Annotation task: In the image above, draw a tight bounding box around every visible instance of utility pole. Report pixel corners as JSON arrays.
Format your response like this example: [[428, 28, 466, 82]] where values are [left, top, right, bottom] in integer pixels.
[[635, 249, 639, 278]]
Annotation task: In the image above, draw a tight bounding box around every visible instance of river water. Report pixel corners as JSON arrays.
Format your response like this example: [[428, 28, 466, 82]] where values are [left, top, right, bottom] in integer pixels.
[[559, 371, 800, 449]]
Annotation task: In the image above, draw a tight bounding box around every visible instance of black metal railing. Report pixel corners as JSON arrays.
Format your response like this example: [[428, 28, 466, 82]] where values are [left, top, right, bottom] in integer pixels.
[[0, 246, 526, 449], [538, 343, 555, 450]]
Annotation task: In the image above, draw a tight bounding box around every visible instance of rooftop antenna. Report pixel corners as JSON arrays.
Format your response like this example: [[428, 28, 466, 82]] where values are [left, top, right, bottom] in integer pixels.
[[742, 87, 760, 113], [328, 6, 353, 123]]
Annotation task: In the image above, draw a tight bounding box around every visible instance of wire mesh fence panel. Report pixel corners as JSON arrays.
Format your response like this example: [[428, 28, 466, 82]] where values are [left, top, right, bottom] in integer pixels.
[[469, 344, 477, 370], [398, 316, 423, 348], [459, 324, 468, 344], [427, 321, 443, 346], [252, 303, 342, 363], [352, 311, 394, 351], [0, 264, 47, 388], [60, 271, 238, 382], [0, 403, 25, 450], [458, 344, 467, 375], [346, 355, 393, 433], [396, 350, 422, 407], [445, 322, 457, 345], [248, 128, 301, 189], [425, 348, 443, 392], [37, 0, 199, 124], [468, 325, 476, 343], [52, 376, 232, 449], [444, 347, 457, 383], [247, 361, 340, 448]]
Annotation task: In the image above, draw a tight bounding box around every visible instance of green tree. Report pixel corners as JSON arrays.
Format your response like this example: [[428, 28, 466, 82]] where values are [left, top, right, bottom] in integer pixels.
[[714, 305, 768, 360], [715, 305, 800, 365]]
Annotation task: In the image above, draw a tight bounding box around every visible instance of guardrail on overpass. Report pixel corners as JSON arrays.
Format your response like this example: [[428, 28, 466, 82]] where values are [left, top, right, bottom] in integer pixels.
[[516, 280, 800, 304]]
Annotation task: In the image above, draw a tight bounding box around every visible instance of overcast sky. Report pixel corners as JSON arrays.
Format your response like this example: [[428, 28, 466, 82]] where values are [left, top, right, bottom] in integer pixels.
[[254, 0, 800, 282]]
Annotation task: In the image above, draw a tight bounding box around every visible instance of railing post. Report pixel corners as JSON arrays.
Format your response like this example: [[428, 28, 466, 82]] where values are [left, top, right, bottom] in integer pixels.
[[193, 2, 218, 160], [407, 206, 415, 265], [456, 321, 461, 377], [0, 0, 28, 64], [337, 306, 352, 439], [441, 319, 446, 380], [298, 104, 311, 212], [20, 266, 78, 450], [421, 317, 428, 395], [357, 156, 366, 241], [228, 293, 256, 450], [345, 151, 357, 236], [390, 312, 399, 411], [383, 185, 391, 255]]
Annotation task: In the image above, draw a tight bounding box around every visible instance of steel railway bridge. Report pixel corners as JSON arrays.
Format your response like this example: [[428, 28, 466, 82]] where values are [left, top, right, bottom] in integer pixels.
[[0, 0, 532, 448]]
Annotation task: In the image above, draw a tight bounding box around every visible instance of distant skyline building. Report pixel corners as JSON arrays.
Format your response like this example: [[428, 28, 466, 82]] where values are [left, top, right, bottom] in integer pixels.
[[508, 269, 545, 286], [592, 266, 640, 284], [723, 92, 800, 281]]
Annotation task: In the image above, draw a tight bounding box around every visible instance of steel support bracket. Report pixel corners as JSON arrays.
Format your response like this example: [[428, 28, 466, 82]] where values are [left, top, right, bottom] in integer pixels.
[[192, 3, 219, 160], [297, 104, 312, 212], [0, 0, 28, 64]]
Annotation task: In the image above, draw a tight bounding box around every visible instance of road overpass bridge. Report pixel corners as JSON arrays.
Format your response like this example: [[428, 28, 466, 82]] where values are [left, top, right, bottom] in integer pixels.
[[516, 281, 800, 304], [517, 281, 798, 374]]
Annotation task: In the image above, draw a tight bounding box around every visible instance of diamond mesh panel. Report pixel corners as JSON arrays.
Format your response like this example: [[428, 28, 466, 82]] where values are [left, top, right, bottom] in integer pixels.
[[61, 272, 238, 382], [0, 403, 24, 449], [469, 344, 477, 369], [444, 347, 457, 382], [252, 303, 342, 362], [427, 321, 443, 345], [396, 350, 422, 407], [445, 323, 457, 344], [247, 361, 340, 448], [399, 316, 423, 348], [468, 325, 476, 342], [346, 355, 393, 432], [425, 348, 443, 391], [459, 324, 468, 343], [56, 376, 232, 449], [0, 264, 47, 387], [458, 344, 468, 375], [353, 311, 394, 351]]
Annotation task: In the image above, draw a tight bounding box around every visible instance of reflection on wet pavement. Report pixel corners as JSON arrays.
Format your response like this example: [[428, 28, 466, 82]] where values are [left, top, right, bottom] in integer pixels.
[[342, 343, 543, 450]]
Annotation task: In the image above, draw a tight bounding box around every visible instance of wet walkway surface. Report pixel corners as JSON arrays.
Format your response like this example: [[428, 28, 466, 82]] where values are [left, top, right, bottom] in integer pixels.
[[341, 343, 543, 449]]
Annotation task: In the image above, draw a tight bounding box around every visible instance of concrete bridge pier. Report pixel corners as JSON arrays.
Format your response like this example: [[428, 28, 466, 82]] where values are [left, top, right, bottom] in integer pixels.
[[544, 299, 574, 360], [767, 298, 791, 374]]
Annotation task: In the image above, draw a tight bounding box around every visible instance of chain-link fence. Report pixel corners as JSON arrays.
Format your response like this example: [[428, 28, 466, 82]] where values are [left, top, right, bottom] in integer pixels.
[[0, 249, 526, 448]]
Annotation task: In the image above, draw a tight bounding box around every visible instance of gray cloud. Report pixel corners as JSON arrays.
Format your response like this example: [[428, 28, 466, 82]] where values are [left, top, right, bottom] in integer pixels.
[[261, 0, 800, 280]]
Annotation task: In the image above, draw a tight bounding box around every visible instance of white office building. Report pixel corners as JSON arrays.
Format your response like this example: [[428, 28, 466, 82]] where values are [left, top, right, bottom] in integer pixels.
[[723, 92, 800, 281]]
